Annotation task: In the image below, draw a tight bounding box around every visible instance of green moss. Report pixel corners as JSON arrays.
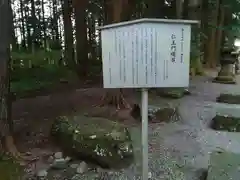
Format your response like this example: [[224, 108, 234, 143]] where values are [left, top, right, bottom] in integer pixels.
[[0, 153, 23, 180], [190, 57, 204, 76], [51, 116, 134, 169], [154, 108, 181, 123], [217, 93, 240, 104], [211, 115, 240, 132]]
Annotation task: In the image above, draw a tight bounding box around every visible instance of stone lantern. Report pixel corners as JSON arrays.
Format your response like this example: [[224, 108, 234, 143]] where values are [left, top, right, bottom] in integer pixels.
[[213, 48, 238, 84], [234, 52, 240, 74]]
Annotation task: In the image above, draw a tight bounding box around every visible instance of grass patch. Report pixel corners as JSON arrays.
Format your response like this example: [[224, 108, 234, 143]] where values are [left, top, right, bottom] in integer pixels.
[[0, 153, 23, 180], [11, 65, 78, 98]]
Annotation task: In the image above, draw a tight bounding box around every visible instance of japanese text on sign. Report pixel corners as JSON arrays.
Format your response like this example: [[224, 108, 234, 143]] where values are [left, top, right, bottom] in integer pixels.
[[171, 34, 176, 62], [180, 28, 184, 63]]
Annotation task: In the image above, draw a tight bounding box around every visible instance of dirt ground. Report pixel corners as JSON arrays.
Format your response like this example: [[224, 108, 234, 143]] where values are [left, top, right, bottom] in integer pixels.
[[12, 87, 139, 152]]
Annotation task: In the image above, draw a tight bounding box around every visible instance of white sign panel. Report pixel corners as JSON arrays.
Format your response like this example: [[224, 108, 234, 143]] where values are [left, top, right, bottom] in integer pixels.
[[100, 18, 197, 88]]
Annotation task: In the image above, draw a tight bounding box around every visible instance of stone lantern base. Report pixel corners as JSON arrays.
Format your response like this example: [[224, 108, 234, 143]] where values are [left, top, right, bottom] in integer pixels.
[[213, 64, 236, 84], [236, 62, 240, 74]]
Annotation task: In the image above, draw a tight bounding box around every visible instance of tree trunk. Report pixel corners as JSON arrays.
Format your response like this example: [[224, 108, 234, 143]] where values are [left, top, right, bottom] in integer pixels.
[[103, 0, 113, 24], [206, 0, 220, 68], [41, 0, 47, 49], [145, 0, 165, 18], [0, 0, 11, 140], [52, 0, 61, 49], [201, 0, 209, 64], [88, 15, 97, 61], [97, 18, 103, 59], [25, 10, 32, 51], [10, 3, 18, 51], [19, 0, 26, 49], [62, 0, 76, 68], [0, 0, 20, 157], [99, 0, 134, 109], [73, 0, 89, 77], [182, 0, 189, 19], [215, 2, 225, 65], [176, 0, 183, 19], [30, 0, 36, 53]]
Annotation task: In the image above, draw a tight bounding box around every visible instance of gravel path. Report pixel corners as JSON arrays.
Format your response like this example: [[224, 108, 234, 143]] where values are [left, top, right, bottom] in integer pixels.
[[27, 72, 240, 180], [80, 74, 240, 180]]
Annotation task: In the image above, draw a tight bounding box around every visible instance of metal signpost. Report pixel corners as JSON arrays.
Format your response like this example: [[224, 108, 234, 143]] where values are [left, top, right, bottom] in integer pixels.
[[98, 18, 198, 180]]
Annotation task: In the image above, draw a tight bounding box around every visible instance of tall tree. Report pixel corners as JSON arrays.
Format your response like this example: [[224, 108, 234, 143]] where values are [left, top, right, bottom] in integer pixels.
[[206, 0, 220, 67], [19, 0, 26, 49], [30, 0, 37, 52], [145, 0, 166, 18], [0, 0, 21, 158], [73, 0, 89, 77], [62, 0, 75, 68], [176, 0, 183, 18], [215, 1, 225, 64], [88, 14, 97, 61], [182, 0, 189, 18], [10, 2, 18, 51], [52, 0, 61, 49], [41, 0, 47, 49]]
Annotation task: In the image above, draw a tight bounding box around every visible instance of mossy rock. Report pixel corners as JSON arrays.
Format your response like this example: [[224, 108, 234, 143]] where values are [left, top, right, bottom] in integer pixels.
[[131, 105, 181, 123], [157, 88, 190, 99], [213, 76, 236, 84], [51, 116, 134, 169], [0, 153, 23, 180], [152, 107, 182, 122], [211, 115, 240, 132], [207, 152, 240, 180], [190, 57, 204, 76], [217, 93, 240, 104]]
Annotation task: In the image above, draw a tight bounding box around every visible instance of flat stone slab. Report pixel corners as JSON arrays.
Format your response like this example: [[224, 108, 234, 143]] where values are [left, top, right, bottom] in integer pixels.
[[213, 103, 240, 116], [217, 93, 240, 104], [207, 152, 240, 180], [156, 88, 190, 99]]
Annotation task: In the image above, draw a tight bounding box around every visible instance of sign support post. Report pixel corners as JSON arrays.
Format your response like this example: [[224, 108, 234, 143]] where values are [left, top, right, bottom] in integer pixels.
[[141, 88, 148, 179]]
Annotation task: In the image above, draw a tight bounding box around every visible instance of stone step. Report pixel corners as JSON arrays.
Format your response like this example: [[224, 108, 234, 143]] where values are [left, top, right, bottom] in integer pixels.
[[212, 102, 240, 117], [207, 152, 240, 180]]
